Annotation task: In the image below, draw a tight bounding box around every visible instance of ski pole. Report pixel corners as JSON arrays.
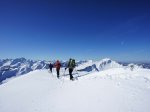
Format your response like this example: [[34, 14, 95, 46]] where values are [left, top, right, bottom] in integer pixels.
[[74, 67, 79, 77], [63, 68, 67, 76]]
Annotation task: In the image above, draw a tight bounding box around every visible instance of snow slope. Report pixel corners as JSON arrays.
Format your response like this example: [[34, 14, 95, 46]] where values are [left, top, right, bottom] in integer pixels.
[[0, 68, 150, 112]]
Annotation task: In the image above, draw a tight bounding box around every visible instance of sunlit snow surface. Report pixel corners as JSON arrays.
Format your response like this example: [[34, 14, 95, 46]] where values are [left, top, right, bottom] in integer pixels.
[[0, 65, 150, 112]]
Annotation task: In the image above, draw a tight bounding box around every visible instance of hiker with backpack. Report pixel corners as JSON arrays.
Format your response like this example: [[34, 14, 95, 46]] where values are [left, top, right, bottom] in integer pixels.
[[54, 60, 61, 78], [49, 62, 53, 73], [66, 58, 76, 80]]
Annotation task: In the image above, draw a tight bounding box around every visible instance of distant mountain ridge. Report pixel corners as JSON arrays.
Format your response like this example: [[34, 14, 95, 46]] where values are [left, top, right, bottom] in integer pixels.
[[0, 58, 149, 83]]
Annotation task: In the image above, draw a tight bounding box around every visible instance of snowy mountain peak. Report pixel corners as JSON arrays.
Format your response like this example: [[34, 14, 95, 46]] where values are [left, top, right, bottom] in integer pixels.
[[100, 58, 112, 62], [76, 58, 122, 72], [127, 63, 143, 70], [95, 58, 122, 71]]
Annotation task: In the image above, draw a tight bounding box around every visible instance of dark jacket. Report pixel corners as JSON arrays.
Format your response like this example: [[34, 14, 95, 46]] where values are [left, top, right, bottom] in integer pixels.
[[49, 63, 53, 69]]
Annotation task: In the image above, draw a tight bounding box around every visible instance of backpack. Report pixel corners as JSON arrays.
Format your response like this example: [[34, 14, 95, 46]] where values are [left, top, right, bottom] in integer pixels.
[[68, 59, 76, 68]]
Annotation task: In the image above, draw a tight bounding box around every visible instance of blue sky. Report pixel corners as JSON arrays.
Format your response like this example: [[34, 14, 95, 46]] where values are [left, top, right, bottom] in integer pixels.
[[0, 0, 150, 62]]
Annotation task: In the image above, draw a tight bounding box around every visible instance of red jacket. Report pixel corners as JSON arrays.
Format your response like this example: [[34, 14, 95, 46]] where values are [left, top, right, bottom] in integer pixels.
[[54, 61, 61, 70]]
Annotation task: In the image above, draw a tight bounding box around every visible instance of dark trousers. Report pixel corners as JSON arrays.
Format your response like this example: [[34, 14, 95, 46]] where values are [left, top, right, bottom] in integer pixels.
[[69, 68, 73, 79], [50, 68, 52, 72], [56, 69, 60, 78]]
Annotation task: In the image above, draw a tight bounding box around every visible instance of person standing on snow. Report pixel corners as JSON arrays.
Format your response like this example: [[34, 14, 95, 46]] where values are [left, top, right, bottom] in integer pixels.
[[49, 62, 53, 73], [67, 58, 76, 80], [54, 60, 61, 78]]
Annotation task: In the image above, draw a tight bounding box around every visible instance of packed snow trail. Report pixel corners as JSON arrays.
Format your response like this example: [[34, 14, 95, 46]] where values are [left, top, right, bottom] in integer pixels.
[[0, 69, 150, 112]]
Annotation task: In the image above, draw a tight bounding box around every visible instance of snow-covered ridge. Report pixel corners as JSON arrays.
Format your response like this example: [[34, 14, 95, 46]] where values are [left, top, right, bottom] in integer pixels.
[[0, 58, 147, 83], [76, 58, 143, 72]]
